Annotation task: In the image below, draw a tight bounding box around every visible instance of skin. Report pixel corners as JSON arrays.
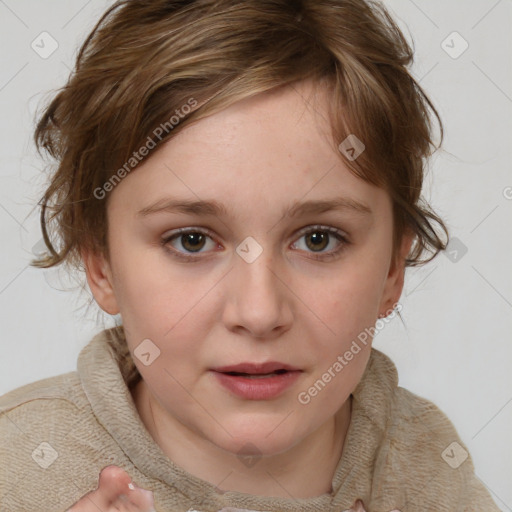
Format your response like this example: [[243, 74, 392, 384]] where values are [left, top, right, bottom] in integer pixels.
[[82, 78, 413, 500], [68, 466, 155, 512]]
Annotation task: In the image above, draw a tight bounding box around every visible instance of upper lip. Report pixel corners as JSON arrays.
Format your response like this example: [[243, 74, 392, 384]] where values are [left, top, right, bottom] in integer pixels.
[[211, 362, 301, 374]]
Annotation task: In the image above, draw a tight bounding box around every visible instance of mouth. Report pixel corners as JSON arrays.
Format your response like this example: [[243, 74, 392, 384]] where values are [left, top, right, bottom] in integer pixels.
[[221, 369, 291, 379], [210, 362, 302, 400], [211, 361, 301, 375]]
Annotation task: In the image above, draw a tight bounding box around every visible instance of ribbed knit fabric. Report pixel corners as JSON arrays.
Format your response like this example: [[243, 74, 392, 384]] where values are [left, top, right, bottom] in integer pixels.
[[0, 327, 500, 511]]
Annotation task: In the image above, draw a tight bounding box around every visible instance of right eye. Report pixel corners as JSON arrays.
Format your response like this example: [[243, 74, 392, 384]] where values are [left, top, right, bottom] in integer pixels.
[[161, 228, 221, 261]]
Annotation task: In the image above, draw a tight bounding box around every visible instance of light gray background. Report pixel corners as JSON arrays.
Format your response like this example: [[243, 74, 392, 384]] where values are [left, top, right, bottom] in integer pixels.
[[0, 1, 510, 509]]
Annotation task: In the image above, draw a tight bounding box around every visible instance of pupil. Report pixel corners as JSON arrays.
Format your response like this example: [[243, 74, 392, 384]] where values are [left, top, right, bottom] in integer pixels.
[[306, 231, 328, 251], [183, 233, 205, 252]]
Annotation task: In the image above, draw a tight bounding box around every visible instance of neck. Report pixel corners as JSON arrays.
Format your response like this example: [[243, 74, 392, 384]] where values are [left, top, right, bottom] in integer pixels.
[[131, 379, 352, 499]]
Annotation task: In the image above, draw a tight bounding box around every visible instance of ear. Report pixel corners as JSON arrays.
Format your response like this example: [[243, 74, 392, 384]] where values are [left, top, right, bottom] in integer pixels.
[[377, 230, 414, 318], [81, 247, 120, 315]]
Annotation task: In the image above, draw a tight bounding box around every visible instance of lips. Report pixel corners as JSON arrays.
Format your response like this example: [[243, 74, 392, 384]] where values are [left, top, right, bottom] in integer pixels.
[[210, 362, 302, 400], [211, 361, 301, 375]]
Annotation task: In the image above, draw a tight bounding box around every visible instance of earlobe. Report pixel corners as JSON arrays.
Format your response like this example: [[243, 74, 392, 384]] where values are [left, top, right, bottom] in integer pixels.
[[378, 231, 415, 317], [81, 248, 120, 315]]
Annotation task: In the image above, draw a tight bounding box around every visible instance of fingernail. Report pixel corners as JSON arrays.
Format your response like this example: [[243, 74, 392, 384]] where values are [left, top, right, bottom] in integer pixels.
[[128, 482, 153, 498]]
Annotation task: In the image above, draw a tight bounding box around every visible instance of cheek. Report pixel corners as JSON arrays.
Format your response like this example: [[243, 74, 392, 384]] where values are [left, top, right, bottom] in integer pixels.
[[109, 241, 188, 328], [109, 251, 216, 377], [296, 335, 372, 418], [304, 258, 387, 345], [293, 255, 386, 404]]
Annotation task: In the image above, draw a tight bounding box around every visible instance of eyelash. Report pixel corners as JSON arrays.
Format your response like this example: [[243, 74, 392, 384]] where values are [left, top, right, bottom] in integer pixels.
[[160, 225, 350, 263]]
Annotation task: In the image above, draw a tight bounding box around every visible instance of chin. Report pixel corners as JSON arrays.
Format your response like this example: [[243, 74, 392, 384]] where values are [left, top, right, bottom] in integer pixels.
[[208, 417, 306, 459]]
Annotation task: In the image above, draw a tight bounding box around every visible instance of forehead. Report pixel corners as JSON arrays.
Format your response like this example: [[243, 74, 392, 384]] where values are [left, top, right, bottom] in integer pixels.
[[107, 79, 391, 224]]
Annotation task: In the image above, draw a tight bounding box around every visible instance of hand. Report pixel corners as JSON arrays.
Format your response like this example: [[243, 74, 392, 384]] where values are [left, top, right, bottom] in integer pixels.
[[67, 465, 156, 512], [350, 500, 367, 512]]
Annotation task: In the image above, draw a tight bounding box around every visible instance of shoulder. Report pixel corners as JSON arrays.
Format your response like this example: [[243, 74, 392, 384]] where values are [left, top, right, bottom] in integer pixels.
[[371, 383, 500, 511], [0, 372, 110, 509], [0, 371, 89, 437], [0, 371, 91, 468], [391, 385, 460, 442], [0, 371, 92, 443], [0, 370, 85, 412]]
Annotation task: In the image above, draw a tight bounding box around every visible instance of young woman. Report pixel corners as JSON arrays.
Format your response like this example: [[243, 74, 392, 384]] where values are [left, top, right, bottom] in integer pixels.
[[0, 1, 501, 511]]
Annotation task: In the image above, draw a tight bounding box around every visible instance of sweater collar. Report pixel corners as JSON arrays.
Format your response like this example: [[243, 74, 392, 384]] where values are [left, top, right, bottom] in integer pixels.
[[78, 327, 397, 512]]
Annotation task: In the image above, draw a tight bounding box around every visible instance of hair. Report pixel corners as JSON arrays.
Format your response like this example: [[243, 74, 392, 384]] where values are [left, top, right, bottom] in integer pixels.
[[31, 0, 449, 284]]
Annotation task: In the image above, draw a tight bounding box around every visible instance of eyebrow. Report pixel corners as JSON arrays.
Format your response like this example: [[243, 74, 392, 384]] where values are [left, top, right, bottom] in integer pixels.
[[136, 196, 373, 219]]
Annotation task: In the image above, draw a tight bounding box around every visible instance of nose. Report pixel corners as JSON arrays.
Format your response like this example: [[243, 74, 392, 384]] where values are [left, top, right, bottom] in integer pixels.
[[221, 242, 293, 339]]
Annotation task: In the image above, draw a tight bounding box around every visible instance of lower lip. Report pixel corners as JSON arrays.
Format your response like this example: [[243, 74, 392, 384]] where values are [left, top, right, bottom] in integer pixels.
[[211, 371, 302, 400]]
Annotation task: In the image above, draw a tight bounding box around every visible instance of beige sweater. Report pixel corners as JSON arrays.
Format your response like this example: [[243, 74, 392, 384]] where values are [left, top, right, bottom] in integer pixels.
[[0, 327, 500, 511]]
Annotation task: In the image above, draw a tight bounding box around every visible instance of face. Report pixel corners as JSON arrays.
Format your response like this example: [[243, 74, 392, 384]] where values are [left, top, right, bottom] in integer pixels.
[[85, 78, 409, 458]]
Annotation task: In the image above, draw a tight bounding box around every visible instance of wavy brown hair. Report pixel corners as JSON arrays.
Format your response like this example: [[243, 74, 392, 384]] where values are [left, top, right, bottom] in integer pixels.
[[31, 0, 449, 278]]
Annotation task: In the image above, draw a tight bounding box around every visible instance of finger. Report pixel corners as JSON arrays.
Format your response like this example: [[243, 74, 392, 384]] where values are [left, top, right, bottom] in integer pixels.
[[67, 465, 134, 511], [111, 493, 140, 511], [125, 481, 156, 511], [98, 465, 135, 504], [343, 500, 367, 512], [352, 500, 367, 512]]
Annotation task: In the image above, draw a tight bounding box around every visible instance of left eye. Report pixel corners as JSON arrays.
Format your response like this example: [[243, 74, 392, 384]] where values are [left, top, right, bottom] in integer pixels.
[[161, 225, 349, 261], [291, 225, 348, 256]]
